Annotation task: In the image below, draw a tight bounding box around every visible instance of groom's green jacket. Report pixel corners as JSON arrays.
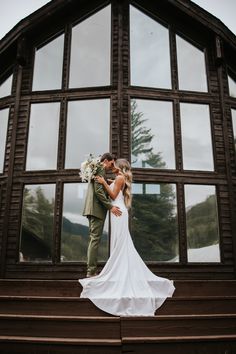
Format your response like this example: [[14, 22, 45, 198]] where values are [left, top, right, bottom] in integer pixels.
[[83, 169, 112, 220]]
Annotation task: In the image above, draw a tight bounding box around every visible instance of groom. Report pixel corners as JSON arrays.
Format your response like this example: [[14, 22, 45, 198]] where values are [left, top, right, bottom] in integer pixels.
[[83, 152, 121, 277]]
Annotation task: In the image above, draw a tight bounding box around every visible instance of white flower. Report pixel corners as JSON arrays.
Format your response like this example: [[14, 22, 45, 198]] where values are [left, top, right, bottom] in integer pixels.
[[79, 154, 102, 182]]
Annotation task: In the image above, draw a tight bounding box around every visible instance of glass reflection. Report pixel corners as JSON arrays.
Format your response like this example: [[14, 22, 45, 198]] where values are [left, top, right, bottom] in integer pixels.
[[65, 99, 110, 168], [131, 99, 175, 169], [130, 5, 171, 89], [185, 184, 220, 263], [61, 183, 109, 262], [69, 5, 111, 88], [32, 34, 64, 91], [231, 109, 236, 152], [228, 75, 236, 98], [26, 103, 60, 170], [180, 103, 214, 171], [0, 74, 13, 98], [132, 183, 179, 262], [0, 108, 9, 173], [19, 184, 55, 262], [176, 35, 207, 92]]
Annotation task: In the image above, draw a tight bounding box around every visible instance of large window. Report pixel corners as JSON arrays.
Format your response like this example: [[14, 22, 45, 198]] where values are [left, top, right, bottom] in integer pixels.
[[130, 5, 171, 89], [26, 103, 60, 170], [65, 99, 110, 168], [61, 183, 109, 262], [176, 35, 208, 92], [180, 103, 214, 171], [69, 5, 111, 88], [185, 184, 220, 263], [131, 99, 175, 169], [20, 184, 56, 262], [32, 34, 64, 91], [0, 108, 9, 173], [132, 183, 179, 262]]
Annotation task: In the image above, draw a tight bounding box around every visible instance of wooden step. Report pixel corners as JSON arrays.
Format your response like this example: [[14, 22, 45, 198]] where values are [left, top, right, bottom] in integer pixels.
[[121, 314, 236, 338], [0, 314, 120, 340], [0, 336, 121, 354], [0, 279, 236, 297], [0, 295, 236, 316]]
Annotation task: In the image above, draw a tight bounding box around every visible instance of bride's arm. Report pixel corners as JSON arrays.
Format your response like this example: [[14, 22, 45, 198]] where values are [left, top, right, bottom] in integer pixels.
[[96, 175, 124, 200]]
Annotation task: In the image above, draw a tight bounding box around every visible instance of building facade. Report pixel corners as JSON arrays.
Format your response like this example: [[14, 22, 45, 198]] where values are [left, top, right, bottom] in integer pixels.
[[0, 0, 236, 280]]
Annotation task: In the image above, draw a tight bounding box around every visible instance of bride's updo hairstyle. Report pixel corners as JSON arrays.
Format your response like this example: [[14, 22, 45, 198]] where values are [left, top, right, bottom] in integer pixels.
[[114, 159, 132, 209]]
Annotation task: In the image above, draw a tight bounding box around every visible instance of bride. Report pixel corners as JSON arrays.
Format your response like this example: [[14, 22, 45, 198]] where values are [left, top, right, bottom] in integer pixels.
[[79, 158, 175, 316]]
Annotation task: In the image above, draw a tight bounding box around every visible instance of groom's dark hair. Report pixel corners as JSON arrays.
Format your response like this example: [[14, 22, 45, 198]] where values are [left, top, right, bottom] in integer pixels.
[[100, 152, 116, 162]]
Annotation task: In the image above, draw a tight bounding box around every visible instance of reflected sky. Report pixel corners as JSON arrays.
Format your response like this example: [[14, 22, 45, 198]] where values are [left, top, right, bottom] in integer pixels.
[[130, 5, 171, 89], [26, 103, 60, 170], [65, 99, 110, 168], [131, 99, 175, 169], [180, 103, 214, 171], [0, 108, 9, 172], [176, 35, 207, 92], [228, 75, 236, 98], [69, 5, 111, 88], [0, 74, 12, 98], [32, 34, 64, 91]]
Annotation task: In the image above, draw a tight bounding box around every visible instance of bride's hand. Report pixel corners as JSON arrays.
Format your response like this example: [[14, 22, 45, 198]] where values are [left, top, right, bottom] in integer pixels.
[[95, 176, 105, 185]]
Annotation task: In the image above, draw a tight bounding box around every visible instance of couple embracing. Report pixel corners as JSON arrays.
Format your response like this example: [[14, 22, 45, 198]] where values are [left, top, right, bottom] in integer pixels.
[[79, 152, 175, 316]]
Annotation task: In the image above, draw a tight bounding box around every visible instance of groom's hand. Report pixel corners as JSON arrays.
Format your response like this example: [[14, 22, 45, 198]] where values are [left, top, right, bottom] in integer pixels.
[[111, 206, 122, 217]]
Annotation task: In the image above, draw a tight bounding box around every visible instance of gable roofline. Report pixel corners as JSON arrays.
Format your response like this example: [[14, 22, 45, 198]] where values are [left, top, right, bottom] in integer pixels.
[[0, 0, 236, 58]]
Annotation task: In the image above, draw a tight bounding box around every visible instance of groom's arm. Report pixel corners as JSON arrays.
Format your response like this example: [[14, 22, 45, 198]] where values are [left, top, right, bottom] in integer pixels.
[[94, 180, 112, 210]]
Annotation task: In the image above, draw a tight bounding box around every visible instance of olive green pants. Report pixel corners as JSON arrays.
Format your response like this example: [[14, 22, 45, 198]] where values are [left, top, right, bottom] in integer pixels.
[[87, 215, 105, 275]]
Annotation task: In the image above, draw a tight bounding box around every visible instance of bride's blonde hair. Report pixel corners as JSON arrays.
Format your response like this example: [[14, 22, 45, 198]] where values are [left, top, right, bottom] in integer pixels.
[[114, 159, 132, 209]]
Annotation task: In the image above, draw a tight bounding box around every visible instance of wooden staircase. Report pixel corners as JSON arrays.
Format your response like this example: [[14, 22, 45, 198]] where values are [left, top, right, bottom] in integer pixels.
[[0, 279, 236, 354]]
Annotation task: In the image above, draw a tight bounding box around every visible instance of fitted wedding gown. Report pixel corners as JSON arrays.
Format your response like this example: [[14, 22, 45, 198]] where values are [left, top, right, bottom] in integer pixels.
[[79, 183, 175, 316]]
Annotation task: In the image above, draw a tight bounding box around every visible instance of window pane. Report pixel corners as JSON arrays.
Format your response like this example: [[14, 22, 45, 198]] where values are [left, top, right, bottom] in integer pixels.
[[61, 183, 109, 262], [65, 99, 110, 168], [130, 5, 171, 89], [26, 103, 60, 170], [131, 99, 175, 169], [32, 34, 64, 91], [19, 184, 55, 262], [228, 75, 236, 98], [0, 108, 9, 173], [185, 185, 220, 263], [232, 109, 236, 152], [176, 35, 207, 92], [180, 103, 214, 171], [132, 183, 179, 262], [69, 5, 111, 88], [0, 74, 12, 98]]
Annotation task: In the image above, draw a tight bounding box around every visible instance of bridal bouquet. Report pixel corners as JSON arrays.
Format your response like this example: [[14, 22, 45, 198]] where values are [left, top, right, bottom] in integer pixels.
[[79, 154, 103, 182]]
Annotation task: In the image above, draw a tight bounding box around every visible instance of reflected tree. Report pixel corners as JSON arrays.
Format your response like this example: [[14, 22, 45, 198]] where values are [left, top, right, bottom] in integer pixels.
[[131, 99, 178, 261], [186, 194, 219, 249], [22, 187, 54, 248], [131, 99, 166, 168]]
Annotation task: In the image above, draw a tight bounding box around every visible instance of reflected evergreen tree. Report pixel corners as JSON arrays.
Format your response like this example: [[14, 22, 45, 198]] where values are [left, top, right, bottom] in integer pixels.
[[131, 99, 165, 168], [186, 194, 219, 249], [131, 99, 178, 261], [22, 187, 54, 250]]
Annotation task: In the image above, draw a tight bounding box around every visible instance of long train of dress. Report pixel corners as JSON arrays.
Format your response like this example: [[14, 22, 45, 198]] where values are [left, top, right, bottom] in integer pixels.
[[79, 183, 175, 316]]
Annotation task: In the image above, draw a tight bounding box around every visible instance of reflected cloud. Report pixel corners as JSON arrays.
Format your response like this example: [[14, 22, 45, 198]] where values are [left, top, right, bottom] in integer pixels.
[[130, 5, 171, 89]]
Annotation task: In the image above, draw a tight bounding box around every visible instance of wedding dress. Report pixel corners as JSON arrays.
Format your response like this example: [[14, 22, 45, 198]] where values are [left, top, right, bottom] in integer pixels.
[[79, 183, 175, 316]]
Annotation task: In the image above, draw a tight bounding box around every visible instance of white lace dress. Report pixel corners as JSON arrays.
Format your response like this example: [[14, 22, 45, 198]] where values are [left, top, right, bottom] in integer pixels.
[[79, 183, 175, 316]]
